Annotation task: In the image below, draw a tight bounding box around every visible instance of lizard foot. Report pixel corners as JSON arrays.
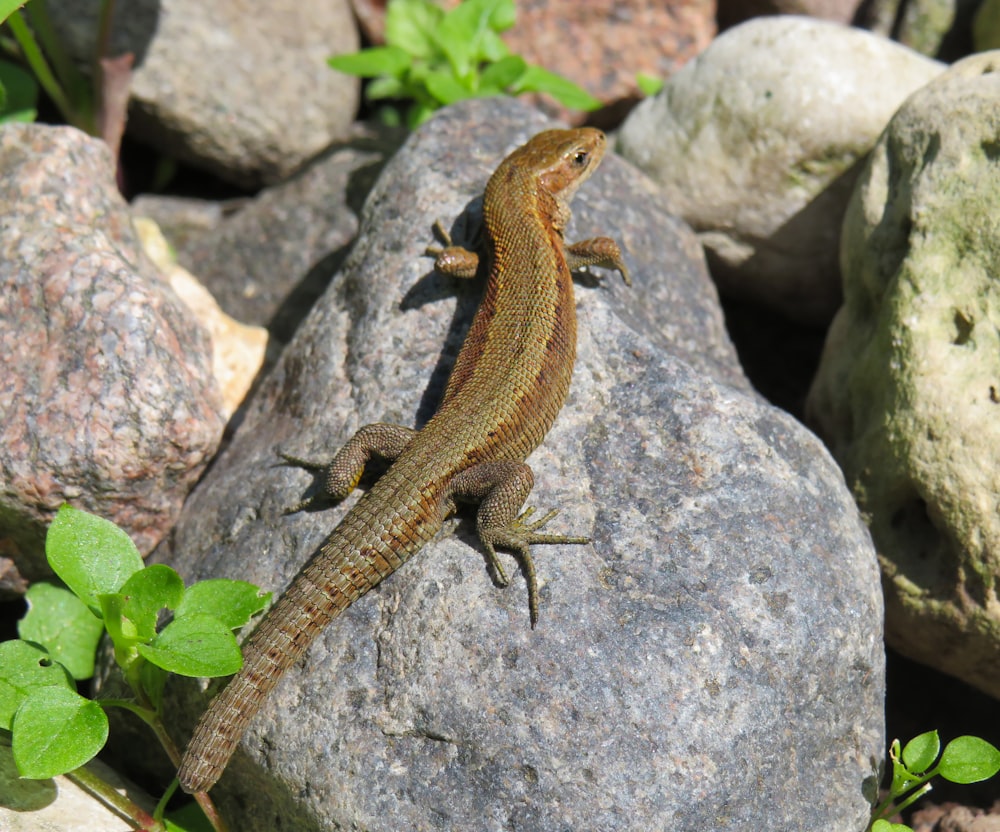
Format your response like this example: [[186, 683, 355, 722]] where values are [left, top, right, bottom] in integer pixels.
[[481, 507, 590, 628]]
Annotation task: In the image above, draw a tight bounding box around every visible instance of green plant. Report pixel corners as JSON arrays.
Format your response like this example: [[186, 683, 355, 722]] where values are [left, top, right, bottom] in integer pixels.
[[868, 731, 1000, 831], [635, 72, 663, 97], [329, 0, 600, 128], [0, 0, 130, 155], [0, 505, 271, 832]]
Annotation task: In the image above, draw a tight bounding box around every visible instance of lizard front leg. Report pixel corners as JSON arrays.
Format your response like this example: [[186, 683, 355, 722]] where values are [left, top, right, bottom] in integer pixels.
[[449, 460, 589, 627], [565, 238, 631, 285], [280, 423, 417, 512]]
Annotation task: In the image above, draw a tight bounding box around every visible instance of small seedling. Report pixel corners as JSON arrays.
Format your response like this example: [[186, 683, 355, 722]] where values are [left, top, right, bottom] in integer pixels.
[[0, 504, 270, 832], [329, 0, 600, 127], [869, 730, 1000, 831]]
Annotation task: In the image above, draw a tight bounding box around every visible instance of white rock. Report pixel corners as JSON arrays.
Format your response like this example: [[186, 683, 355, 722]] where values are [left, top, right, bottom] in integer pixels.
[[618, 16, 943, 324]]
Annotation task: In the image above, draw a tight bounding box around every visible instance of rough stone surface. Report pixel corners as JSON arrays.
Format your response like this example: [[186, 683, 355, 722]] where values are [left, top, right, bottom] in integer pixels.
[[0, 124, 225, 587], [171, 123, 404, 342], [48, 0, 360, 188], [617, 15, 944, 325], [807, 53, 1000, 698], [146, 99, 882, 831]]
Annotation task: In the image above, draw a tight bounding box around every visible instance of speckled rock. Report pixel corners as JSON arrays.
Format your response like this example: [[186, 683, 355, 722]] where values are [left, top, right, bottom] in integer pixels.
[[141, 99, 882, 831], [493, 0, 715, 123], [0, 124, 224, 587], [807, 53, 1000, 698], [617, 16, 944, 325], [47, 0, 359, 188]]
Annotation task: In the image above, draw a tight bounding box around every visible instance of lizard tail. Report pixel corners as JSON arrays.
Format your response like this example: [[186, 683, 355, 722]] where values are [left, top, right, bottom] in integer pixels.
[[177, 546, 381, 793]]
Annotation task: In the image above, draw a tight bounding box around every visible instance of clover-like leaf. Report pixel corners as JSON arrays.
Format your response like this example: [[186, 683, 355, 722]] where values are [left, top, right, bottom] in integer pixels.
[[901, 730, 940, 775], [938, 736, 1000, 784], [46, 505, 144, 614], [0, 640, 74, 730], [12, 686, 109, 778], [18, 582, 104, 680], [137, 614, 242, 677], [174, 579, 270, 630]]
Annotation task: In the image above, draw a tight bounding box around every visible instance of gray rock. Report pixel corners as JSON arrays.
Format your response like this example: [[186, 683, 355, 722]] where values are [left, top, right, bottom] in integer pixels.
[[807, 53, 1000, 698], [0, 124, 224, 587], [155, 98, 882, 831], [48, 0, 360, 188], [617, 15, 944, 325], [171, 123, 405, 341]]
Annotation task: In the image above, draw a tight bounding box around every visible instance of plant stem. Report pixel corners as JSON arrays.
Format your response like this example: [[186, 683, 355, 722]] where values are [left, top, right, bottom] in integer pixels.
[[66, 763, 164, 831], [891, 782, 933, 817], [98, 698, 231, 832], [4, 9, 78, 124]]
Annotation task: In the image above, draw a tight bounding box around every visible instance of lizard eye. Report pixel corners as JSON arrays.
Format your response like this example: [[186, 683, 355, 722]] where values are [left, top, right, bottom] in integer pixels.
[[572, 150, 589, 167]]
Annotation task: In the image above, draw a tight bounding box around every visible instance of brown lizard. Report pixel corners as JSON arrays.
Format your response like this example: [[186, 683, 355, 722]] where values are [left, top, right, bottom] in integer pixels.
[[177, 127, 630, 794]]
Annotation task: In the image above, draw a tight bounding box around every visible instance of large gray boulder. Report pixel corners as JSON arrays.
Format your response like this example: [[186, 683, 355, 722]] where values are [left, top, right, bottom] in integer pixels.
[[147, 98, 883, 831]]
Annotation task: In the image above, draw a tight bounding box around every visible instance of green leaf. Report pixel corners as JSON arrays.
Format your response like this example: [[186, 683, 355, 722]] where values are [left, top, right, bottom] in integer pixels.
[[12, 686, 108, 778], [1, 1, 29, 25], [485, 0, 516, 32], [424, 68, 476, 105], [137, 614, 242, 677], [385, 0, 444, 59], [46, 505, 144, 614], [117, 564, 185, 642], [511, 65, 601, 111], [0, 59, 37, 123], [18, 582, 104, 680], [902, 730, 940, 774], [436, 0, 512, 78], [479, 54, 526, 91], [365, 75, 408, 101], [636, 72, 664, 97], [174, 579, 270, 630], [477, 29, 510, 63], [871, 822, 911, 832], [99, 593, 139, 647], [938, 736, 1000, 784], [0, 640, 74, 730], [328, 45, 412, 79]]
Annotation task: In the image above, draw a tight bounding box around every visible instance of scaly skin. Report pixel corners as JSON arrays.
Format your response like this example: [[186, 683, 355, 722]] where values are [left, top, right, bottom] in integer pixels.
[[177, 128, 630, 794]]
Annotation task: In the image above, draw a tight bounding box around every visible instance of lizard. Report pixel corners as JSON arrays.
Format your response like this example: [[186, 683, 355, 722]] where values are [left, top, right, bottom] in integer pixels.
[[177, 127, 630, 794]]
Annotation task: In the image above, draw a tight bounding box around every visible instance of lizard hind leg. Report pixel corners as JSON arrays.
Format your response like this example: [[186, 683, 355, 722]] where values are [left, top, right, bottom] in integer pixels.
[[450, 461, 590, 628], [279, 423, 417, 514]]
